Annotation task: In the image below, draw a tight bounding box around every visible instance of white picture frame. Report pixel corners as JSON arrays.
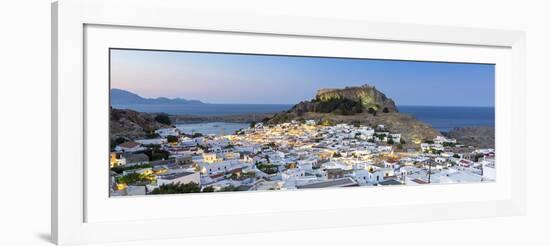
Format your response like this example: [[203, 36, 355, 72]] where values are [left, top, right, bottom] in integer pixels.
[[52, 0, 526, 245]]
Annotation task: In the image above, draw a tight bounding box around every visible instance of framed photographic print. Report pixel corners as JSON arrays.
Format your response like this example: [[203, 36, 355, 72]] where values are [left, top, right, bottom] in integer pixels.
[[52, 0, 526, 245], [108, 48, 496, 196]]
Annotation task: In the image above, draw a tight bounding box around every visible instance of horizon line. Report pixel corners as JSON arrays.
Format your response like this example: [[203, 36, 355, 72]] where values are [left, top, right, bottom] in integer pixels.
[[111, 88, 494, 108], [110, 102, 495, 108]]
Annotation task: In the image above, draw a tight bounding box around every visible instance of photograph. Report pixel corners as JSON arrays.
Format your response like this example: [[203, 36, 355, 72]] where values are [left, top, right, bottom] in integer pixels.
[[4, 1, 541, 245], [108, 48, 495, 196]]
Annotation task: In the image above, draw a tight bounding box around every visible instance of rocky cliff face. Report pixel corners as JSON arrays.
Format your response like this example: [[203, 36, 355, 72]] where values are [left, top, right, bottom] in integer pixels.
[[315, 84, 398, 112], [110, 107, 170, 141], [268, 84, 441, 143], [280, 84, 398, 117]]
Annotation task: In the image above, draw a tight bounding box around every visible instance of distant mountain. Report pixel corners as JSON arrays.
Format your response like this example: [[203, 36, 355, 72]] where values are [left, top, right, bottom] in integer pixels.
[[110, 88, 203, 105], [110, 107, 171, 141]]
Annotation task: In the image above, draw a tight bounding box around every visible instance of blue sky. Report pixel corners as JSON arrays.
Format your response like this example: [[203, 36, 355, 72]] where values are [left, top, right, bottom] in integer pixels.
[[110, 49, 495, 107]]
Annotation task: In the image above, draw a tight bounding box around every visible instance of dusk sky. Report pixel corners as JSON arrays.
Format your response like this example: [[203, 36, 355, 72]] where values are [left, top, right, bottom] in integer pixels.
[[110, 49, 495, 107]]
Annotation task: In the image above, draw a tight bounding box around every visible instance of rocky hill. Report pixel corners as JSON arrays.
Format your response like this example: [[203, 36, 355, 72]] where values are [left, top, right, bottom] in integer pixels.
[[110, 107, 171, 141], [316, 84, 398, 112], [285, 84, 398, 117], [268, 84, 440, 143], [271, 111, 440, 144]]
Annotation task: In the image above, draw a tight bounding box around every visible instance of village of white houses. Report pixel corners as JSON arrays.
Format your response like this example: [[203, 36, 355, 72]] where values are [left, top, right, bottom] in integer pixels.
[[109, 49, 495, 196]]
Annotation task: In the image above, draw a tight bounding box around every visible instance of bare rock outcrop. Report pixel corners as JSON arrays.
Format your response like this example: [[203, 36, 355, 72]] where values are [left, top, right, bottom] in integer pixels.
[[315, 84, 398, 112]]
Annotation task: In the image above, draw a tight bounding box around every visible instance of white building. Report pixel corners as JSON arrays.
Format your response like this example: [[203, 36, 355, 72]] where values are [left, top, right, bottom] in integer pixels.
[[199, 161, 232, 175], [439, 168, 483, 184], [420, 143, 444, 152], [297, 159, 317, 170], [282, 168, 306, 180], [115, 141, 145, 153], [223, 152, 240, 160], [157, 171, 200, 186], [202, 153, 218, 163], [353, 169, 381, 184], [134, 138, 166, 145], [305, 120, 316, 125], [155, 127, 179, 138], [122, 167, 152, 176], [433, 135, 456, 145], [389, 133, 401, 143], [126, 186, 146, 196]]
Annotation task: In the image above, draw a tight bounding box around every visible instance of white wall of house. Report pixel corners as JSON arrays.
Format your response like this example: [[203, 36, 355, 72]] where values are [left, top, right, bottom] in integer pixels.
[[157, 172, 200, 187]]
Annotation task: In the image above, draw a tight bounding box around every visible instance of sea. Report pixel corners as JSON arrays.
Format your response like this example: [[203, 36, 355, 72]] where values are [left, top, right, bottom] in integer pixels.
[[176, 122, 250, 136], [398, 106, 494, 132], [113, 104, 494, 135], [112, 103, 293, 116]]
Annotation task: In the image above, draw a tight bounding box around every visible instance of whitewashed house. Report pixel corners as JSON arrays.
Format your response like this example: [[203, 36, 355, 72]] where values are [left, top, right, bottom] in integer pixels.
[[134, 138, 166, 145], [282, 168, 305, 180], [157, 172, 200, 186], [439, 168, 483, 184], [115, 141, 145, 153], [155, 127, 179, 138], [297, 159, 317, 170]]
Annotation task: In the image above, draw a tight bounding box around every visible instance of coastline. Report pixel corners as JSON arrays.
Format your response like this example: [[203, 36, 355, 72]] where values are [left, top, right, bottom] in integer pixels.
[[111, 104, 495, 148], [171, 112, 276, 124]]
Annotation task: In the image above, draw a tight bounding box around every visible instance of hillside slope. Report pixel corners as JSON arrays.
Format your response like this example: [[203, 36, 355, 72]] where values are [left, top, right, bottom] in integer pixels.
[[268, 84, 440, 143], [110, 107, 171, 141]]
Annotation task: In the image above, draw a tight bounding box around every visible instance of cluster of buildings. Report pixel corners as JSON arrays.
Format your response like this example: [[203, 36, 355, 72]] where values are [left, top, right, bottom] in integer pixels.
[[109, 120, 495, 196]]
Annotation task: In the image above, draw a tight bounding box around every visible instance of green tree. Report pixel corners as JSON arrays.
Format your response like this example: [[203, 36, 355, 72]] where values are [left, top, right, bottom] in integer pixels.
[[219, 185, 239, 192], [314, 98, 363, 115], [256, 163, 278, 174], [116, 173, 149, 185], [202, 186, 215, 192], [150, 182, 201, 194], [142, 148, 169, 161], [166, 135, 178, 143], [367, 108, 376, 114], [111, 163, 152, 174], [250, 121, 257, 128], [367, 108, 376, 115], [387, 139, 394, 145], [145, 132, 160, 139], [110, 137, 127, 150], [154, 114, 171, 125]]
